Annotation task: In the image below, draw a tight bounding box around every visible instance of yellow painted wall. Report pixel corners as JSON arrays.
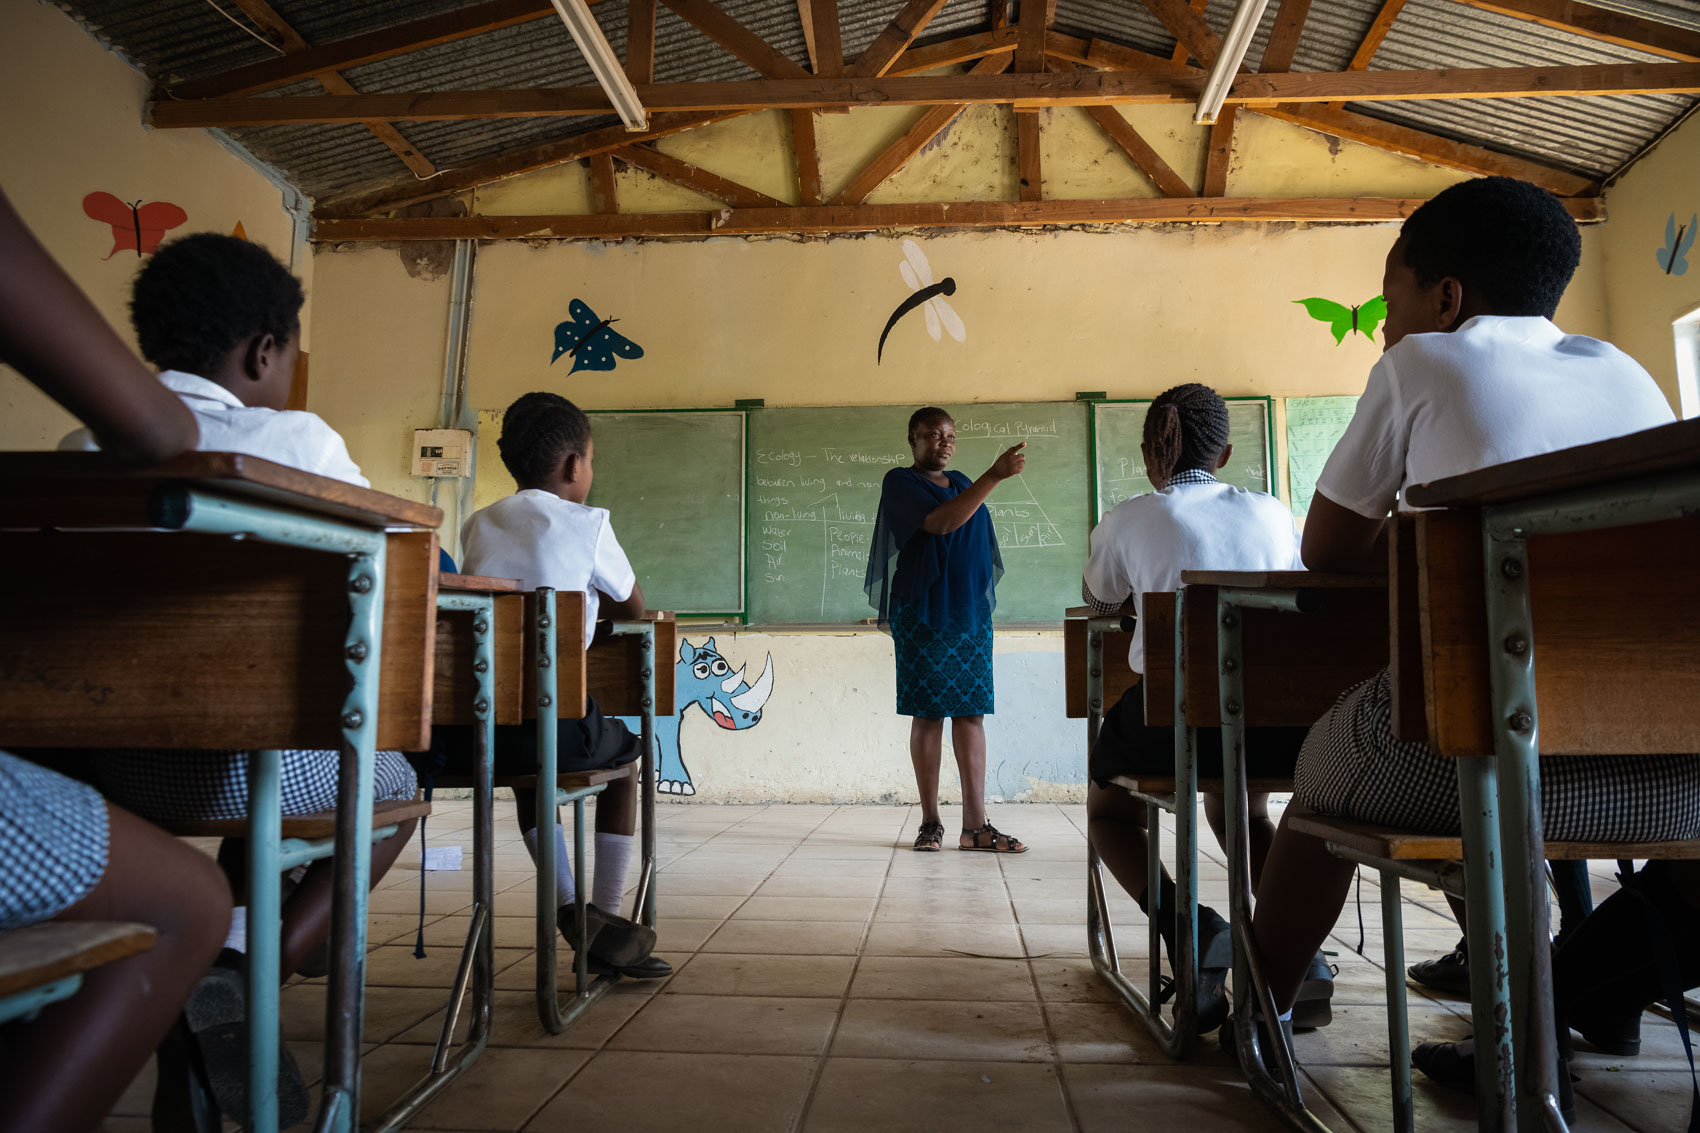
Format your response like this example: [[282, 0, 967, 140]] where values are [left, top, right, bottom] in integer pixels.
[[0, 1, 310, 450], [1599, 109, 1700, 410]]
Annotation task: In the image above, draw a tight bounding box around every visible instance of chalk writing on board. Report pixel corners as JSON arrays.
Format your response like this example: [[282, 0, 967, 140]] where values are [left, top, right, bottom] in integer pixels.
[[1285, 395, 1360, 518], [1094, 401, 1271, 516]]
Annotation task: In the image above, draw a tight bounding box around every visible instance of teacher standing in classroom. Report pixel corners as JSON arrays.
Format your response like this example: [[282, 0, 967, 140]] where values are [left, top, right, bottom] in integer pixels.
[[866, 406, 1031, 854]]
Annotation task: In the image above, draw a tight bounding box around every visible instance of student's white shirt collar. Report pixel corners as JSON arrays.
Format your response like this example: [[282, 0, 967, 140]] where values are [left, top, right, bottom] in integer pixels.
[[157, 370, 248, 410]]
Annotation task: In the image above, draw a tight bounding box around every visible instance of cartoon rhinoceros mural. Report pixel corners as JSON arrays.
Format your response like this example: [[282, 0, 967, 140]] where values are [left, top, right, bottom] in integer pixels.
[[622, 637, 774, 796]]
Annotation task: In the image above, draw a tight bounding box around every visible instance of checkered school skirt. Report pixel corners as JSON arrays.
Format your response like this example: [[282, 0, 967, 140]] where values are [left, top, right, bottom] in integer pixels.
[[93, 749, 417, 823], [1294, 670, 1700, 841], [0, 752, 109, 930]]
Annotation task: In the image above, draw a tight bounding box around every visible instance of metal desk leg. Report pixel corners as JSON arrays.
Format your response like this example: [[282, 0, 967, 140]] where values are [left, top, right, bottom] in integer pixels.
[[1482, 526, 1564, 1132], [248, 748, 283, 1133], [315, 546, 384, 1133], [367, 594, 497, 1133], [1381, 871, 1414, 1133]]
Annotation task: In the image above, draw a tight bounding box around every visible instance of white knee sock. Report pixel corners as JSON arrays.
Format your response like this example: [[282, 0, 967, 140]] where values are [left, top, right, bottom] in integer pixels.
[[523, 824, 576, 907], [592, 832, 634, 915], [223, 905, 247, 953]]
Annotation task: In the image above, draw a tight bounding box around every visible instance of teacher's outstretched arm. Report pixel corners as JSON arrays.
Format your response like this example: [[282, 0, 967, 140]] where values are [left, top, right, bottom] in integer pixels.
[[921, 442, 1026, 534]]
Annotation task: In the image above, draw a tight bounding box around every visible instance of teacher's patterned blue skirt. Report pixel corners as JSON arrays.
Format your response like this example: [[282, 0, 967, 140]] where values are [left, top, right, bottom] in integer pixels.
[[890, 603, 995, 718]]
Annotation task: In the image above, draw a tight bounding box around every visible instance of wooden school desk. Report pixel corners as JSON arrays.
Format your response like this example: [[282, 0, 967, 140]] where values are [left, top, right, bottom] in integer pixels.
[[0, 451, 441, 1133], [1175, 570, 1387, 1132], [1389, 418, 1699, 1132]]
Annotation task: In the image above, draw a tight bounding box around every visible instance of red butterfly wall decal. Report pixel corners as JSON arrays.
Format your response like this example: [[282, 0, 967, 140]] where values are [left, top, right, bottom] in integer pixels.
[[82, 192, 188, 259]]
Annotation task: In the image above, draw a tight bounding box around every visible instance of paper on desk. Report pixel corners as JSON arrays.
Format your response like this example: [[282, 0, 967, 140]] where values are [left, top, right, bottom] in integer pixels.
[[423, 845, 463, 871]]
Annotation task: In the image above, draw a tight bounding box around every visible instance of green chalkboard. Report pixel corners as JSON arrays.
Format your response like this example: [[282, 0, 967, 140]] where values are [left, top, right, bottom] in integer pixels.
[[747, 402, 1091, 624], [585, 410, 745, 615], [1285, 396, 1360, 518], [1092, 398, 1273, 518]]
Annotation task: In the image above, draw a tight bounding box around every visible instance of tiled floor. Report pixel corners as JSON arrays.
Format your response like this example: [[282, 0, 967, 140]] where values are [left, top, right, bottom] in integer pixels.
[[107, 801, 1694, 1132]]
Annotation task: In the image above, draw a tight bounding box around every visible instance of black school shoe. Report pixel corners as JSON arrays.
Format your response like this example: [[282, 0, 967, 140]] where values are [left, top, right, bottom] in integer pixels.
[[1193, 906, 1236, 1037], [558, 903, 665, 974], [1292, 952, 1338, 1031], [1567, 1002, 1643, 1056], [1412, 1038, 1578, 1124], [1408, 939, 1471, 996], [182, 965, 310, 1129]]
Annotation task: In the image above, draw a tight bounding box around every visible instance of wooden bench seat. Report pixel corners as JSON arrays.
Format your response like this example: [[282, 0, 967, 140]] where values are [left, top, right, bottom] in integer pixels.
[[0, 921, 157, 998], [1109, 774, 1294, 796], [433, 765, 635, 792], [159, 796, 432, 840], [1289, 813, 1700, 864]]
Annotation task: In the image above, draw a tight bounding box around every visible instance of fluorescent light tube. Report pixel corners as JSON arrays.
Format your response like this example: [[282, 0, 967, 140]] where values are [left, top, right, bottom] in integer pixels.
[[1194, 0, 1271, 126], [550, 0, 649, 131]]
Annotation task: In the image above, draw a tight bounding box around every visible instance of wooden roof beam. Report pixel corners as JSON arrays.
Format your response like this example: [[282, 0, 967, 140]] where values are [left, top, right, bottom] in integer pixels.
[[311, 195, 1604, 241], [656, 0, 813, 78], [848, 0, 955, 77], [316, 111, 744, 217], [1447, 0, 1700, 61], [627, 0, 657, 83], [833, 53, 1012, 205], [1348, 0, 1410, 71], [225, 0, 434, 178], [151, 61, 1700, 127], [1142, 0, 1223, 66], [613, 145, 785, 206], [168, 0, 558, 100], [888, 28, 1019, 74]]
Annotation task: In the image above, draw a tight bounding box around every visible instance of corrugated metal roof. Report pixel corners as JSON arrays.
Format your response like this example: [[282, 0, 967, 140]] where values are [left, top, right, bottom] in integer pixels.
[[49, 0, 1700, 204]]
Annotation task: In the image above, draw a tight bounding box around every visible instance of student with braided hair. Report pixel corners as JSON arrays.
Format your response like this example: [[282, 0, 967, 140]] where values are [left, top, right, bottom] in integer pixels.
[[1082, 383, 1335, 1036]]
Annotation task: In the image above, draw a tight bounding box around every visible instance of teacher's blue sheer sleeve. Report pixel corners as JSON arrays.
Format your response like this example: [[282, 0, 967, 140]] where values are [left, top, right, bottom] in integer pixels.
[[865, 467, 935, 625]]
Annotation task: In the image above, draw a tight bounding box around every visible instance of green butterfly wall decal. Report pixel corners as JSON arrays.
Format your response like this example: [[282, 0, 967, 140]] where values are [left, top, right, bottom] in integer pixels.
[[1295, 296, 1387, 345]]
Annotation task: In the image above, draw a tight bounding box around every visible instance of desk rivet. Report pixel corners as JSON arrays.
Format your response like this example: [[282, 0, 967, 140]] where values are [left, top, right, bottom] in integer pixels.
[[1503, 635, 1528, 656], [641, 668, 652, 679], [1089, 667, 1101, 678], [641, 697, 653, 709], [474, 619, 489, 634], [538, 655, 551, 668], [1225, 699, 1241, 716], [346, 642, 368, 662], [350, 575, 374, 594], [1223, 657, 1239, 673], [538, 616, 552, 629], [1222, 612, 1238, 629], [1500, 558, 1524, 581], [1509, 710, 1534, 733], [538, 694, 553, 708], [473, 659, 489, 674], [341, 710, 364, 730], [475, 697, 490, 715]]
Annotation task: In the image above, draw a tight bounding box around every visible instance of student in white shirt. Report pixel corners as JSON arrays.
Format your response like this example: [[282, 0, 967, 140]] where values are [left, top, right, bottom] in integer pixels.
[[54, 233, 418, 1127], [1246, 178, 1700, 1088], [428, 392, 667, 979], [58, 237, 364, 486], [1082, 383, 1329, 1035]]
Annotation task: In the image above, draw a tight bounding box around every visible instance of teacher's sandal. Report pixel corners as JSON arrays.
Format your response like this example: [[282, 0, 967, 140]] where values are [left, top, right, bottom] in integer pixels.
[[959, 824, 1027, 853]]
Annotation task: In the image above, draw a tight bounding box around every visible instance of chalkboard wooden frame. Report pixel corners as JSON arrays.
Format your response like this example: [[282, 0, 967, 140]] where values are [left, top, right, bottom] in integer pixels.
[[585, 407, 749, 620], [1088, 396, 1275, 520]]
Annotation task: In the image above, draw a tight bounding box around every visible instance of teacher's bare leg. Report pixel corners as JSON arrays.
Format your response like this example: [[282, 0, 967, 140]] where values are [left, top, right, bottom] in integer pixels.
[[948, 715, 988, 830], [910, 716, 946, 825]]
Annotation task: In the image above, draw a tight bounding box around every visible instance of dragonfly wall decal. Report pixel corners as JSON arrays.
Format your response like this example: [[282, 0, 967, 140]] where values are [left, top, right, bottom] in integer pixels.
[[877, 240, 966, 364]]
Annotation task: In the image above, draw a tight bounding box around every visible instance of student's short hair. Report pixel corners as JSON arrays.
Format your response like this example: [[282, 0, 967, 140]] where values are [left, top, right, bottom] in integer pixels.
[[1399, 177, 1581, 318], [1144, 383, 1230, 484], [131, 234, 304, 375], [908, 406, 952, 439], [497, 392, 591, 486]]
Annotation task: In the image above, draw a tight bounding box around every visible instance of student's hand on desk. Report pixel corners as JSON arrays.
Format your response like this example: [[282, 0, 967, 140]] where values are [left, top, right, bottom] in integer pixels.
[[991, 442, 1026, 480]]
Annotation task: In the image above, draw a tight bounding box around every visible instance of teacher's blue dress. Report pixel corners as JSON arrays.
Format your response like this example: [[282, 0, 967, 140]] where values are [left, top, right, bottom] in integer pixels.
[[865, 467, 1003, 718]]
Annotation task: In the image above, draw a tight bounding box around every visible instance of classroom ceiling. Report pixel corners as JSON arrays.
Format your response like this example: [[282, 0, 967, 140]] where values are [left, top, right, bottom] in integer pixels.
[[53, 0, 1700, 230]]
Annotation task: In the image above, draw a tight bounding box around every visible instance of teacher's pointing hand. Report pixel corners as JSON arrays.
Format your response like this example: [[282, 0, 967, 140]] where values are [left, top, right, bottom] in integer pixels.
[[991, 442, 1026, 480]]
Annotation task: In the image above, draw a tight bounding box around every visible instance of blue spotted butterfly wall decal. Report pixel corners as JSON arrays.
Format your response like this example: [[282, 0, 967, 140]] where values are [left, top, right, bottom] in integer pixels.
[[551, 298, 644, 375], [1295, 295, 1387, 345], [1657, 212, 1696, 276]]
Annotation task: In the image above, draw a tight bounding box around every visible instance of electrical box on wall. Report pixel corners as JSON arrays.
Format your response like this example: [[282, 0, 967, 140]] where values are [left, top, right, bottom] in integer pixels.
[[412, 428, 473, 478]]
